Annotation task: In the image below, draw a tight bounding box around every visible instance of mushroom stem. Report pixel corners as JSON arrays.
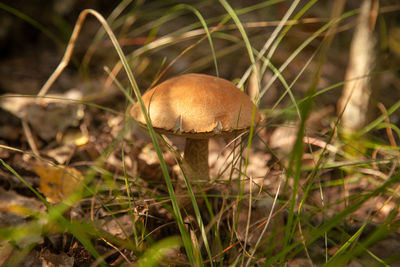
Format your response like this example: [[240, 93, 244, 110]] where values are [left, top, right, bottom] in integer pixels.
[[183, 138, 209, 181]]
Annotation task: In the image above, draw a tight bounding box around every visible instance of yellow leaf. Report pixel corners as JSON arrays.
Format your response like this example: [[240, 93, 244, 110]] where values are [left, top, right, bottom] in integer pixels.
[[33, 164, 84, 204], [61, 129, 89, 146]]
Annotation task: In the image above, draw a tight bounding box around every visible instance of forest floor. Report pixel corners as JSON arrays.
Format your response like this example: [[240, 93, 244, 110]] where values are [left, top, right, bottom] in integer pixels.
[[1, 1, 400, 266]]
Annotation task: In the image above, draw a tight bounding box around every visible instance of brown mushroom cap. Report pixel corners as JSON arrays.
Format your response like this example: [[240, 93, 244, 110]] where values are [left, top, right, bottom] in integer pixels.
[[130, 73, 261, 138]]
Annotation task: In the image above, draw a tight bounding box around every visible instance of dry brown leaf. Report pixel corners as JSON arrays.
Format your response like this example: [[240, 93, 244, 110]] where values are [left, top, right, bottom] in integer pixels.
[[0, 89, 84, 141], [33, 164, 84, 204]]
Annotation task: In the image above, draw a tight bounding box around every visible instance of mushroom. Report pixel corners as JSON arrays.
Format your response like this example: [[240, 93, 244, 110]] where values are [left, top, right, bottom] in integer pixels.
[[130, 73, 261, 181]]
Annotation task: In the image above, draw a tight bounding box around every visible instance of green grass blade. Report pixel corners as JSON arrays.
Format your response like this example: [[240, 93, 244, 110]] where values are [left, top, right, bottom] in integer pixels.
[[179, 166, 211, 266], [219, 0, 258, 96], [173, 4, 219, 76], [324, 223, 367, 266], [358, 99, 400, 137], [0, 159, 106, 266], [259, 8, 360, 100], [238, 0, 304, 89], [264, 172, 400, 265], [79, 9, 196, 265]]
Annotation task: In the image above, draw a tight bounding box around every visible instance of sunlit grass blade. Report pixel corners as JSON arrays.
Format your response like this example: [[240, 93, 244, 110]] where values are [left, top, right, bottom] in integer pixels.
[[238, 0, 304, 89], [325, 207, 398, 267], [106, 0, 284, 84], [219, 0, 258, 94], [216, 9, 262, 263], [80, 0, 135, 81], [179, 166, 211, 266], [173, 4, 219, 76], [358, 99, 400, 137], [282, 2, 349, 261], [324, 223, 367, 266], [76, 9, 196, 265], [0, 159, 106, 266], [259, 8, 360, 101], [265, 171, 400, 265]]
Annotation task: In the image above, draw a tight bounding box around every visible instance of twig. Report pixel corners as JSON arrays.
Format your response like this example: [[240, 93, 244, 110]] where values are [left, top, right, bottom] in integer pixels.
[[21, 119, 39, 157], [377, 102, 397, 147]]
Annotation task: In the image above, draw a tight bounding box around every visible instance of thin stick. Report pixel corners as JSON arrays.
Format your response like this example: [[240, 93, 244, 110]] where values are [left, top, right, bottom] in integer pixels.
[[377, 102, 397, 147], [21, 119, 39, 157]]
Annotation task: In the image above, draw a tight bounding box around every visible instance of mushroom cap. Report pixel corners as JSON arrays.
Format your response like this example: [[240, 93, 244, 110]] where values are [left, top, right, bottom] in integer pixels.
[[130, 73, 261, 138]]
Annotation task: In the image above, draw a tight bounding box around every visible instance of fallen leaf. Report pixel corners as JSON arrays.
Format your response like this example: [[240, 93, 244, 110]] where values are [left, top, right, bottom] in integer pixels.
[[0, 89, 84, 141], [33, 164, 84, 204]]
